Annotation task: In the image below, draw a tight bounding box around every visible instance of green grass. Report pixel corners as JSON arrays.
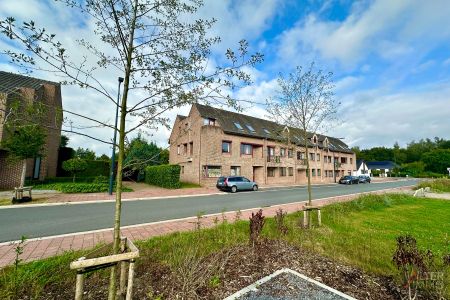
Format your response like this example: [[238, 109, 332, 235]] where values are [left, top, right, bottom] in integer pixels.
[[417, 179, 450, 193], [180, 182, 202, 188], [1, 194, 449, 298]]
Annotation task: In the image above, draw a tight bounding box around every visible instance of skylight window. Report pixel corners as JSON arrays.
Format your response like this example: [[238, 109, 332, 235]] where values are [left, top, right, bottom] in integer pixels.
[[234, 122, 243, 130], [246, 124, 255, 132], [263, 128, 270, 134]]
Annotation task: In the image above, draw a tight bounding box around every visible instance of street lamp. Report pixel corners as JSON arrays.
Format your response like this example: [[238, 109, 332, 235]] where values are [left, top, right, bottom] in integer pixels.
[[108, 77, 124, 195]]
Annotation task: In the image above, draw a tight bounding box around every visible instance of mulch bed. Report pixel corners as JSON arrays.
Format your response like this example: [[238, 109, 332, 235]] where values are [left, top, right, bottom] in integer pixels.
[[35, 239, 403, 300]]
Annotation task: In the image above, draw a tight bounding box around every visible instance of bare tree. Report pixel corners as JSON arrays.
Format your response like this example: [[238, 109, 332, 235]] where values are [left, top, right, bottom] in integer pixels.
[[266, 63, 338, 206], [0, 1, 262, 298]]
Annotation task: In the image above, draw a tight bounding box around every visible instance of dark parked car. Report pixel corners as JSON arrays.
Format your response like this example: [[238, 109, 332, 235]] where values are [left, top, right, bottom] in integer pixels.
[[216, 176, 258, 193], [339, 175, 359, 185], [358, 175, 371, 183]]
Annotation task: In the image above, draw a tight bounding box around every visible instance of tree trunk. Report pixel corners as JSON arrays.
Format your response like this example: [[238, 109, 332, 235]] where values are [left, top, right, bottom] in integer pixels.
[[20, 159, 26, 188], [304, 135, 312, 206], [108, 2, 138, 299]]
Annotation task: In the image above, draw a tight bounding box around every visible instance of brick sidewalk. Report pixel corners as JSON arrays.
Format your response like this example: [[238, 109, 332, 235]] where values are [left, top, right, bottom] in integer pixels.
[[0, 186, 412, 268]]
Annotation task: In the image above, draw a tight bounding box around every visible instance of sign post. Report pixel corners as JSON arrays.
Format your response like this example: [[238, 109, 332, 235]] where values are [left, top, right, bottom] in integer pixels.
[[447, 167, 450, 176]]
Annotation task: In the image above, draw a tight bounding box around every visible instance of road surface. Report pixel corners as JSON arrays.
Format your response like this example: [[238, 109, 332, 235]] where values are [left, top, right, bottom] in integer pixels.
[[0, 179, 417, 242]]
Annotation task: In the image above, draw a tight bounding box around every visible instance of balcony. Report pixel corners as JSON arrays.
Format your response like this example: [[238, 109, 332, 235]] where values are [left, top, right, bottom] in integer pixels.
[[267, 155, 281, 163]]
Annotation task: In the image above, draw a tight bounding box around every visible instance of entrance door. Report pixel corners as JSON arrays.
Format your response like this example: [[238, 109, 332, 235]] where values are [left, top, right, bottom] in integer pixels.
[[253, 166, 263, 184]]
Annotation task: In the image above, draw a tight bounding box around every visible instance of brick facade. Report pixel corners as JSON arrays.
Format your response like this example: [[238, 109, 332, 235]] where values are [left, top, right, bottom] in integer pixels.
[[169, 104, 356, 187], [0, 73, 62, 189]]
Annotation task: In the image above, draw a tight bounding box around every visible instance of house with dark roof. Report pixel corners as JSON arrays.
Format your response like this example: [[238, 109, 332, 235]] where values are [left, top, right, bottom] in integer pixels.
[[354, 159, 371, 176], [169, 104, 356, 186], [366, 161, 398, 177], [0, 71, 63, 189]]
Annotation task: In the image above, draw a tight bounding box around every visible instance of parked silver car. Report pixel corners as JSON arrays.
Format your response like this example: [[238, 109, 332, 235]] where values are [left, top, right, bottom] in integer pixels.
[[216, 176, 258, 193]]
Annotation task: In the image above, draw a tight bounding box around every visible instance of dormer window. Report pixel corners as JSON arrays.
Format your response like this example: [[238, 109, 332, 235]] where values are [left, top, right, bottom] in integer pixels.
[[312, 135, 318, 144], [323, 137, 329, 148], [203, 118, 215, 126], [234, 122, 243, 130]]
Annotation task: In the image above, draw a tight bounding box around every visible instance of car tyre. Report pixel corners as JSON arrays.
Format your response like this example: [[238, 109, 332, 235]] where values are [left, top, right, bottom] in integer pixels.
[[252, 185, 258, 191], [231, 186, 237, 193]]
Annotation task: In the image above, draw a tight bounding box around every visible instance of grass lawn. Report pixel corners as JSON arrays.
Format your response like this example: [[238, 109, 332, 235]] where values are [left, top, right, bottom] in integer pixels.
[[1, 193, 449, 299], [180, 182, 202, 188]]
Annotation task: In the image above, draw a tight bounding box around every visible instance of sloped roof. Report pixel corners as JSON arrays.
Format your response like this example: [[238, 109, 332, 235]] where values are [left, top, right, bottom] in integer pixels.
[[366, 161, 398, 170], [356, 159, 366, 170], [194, 103, 353, 153], [0, 71, 59, 93]]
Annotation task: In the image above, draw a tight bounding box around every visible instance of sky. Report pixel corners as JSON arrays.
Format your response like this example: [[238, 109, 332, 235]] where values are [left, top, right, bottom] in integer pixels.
[[1, 0, 449, 155]]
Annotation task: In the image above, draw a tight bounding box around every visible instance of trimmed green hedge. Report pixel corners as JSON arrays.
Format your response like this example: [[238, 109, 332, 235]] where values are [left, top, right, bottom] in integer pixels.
[[145, 164, 181, 189], [33, 183, 132, 193], [58, 160, 110, 178]]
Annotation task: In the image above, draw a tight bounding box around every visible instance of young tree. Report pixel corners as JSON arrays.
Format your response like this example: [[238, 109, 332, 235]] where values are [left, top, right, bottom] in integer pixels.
[[1, 124, 46, 188], [1, 1, 262, 298], [62, 158, 88, 182], [266, 63, 338, 206]]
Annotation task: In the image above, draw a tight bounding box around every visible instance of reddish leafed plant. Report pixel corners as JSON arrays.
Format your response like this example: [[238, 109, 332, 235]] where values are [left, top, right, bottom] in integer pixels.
[[249, 209, 265, 247]]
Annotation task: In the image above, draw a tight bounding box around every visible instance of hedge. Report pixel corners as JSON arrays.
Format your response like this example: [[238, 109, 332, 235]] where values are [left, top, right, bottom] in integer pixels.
[[33, 182, 132, 193], [145, 164, 181, 189]]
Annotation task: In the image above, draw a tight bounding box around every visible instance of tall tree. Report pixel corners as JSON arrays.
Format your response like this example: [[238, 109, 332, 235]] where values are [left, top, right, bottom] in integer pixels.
[[266, 63, 338, 206], [0, 1, 262, 298]]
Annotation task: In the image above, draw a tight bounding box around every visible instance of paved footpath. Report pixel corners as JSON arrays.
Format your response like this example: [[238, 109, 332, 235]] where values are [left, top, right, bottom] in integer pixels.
[[0, 186, 412, 268]]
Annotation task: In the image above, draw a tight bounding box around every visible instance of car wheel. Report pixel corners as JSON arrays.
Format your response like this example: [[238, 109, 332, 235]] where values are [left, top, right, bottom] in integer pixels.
[[231, 186, 237, 193], [252, 185, 258, 191]]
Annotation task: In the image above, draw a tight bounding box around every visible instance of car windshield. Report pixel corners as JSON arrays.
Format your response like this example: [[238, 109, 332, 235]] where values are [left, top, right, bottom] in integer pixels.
[[217, 177, 225, 182], [342, 176, 352, 179]]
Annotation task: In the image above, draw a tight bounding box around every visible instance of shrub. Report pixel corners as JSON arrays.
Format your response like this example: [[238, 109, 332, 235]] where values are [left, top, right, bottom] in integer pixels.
[[62, 158, 88, 182], [33, 183, 132, 193], [59, 159, 110, 178], [145, 164, 181, 189], [249, 209, 265, 247], [417, 179, 450, 193]]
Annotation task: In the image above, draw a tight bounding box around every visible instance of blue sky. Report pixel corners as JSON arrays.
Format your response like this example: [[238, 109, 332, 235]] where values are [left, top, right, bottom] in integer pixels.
[[1, 0, 450, 155]]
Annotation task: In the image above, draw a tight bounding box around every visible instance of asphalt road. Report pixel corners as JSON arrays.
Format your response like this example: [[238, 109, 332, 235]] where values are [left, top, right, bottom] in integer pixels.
[[0, 179, 417, 242]]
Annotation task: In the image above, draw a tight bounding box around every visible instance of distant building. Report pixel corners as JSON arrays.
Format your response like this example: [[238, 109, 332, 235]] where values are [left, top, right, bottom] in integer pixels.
[[169, 104, 356, 186], [0, 71, 63, 189], [354, 159, 371, 176], [366, 161, 398, 177]]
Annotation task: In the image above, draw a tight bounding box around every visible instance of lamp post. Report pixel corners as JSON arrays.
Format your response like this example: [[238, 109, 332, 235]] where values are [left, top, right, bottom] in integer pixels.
[[108, 77, 124, 195]]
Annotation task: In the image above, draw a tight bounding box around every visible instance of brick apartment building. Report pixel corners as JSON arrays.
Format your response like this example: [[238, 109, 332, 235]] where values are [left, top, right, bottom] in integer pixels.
[[169, 104, 356, 187], [0, 71, 62, 189]]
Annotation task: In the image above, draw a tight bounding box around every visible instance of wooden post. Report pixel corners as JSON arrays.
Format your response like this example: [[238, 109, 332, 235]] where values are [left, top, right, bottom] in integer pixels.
[[317, 209, 322, 226], [303, 210, 309, 228], [75, 270, 85, 300], [125, 259, 135, 300], [118, 238, 127, 299]]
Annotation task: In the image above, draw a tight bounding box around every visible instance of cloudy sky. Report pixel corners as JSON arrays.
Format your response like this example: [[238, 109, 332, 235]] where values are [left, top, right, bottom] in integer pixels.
[[1, 0, 449, 155]]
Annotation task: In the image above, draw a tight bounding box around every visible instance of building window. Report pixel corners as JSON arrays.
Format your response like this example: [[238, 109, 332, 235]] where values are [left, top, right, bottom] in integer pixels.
[[246, 124, 255, 132], [263, 128, 270, 134], [341, 157, 347, 164], [177, 145, 180, 155], [222, 141, 231, 153], [267, 167, 275, 177], [280, 148, 286, 157], [181, 166, 184, 174], [312, 169, 316, 176], [288, 148, 293, 158], [183, 143, 188, 155], [202, 165, 221, 177], [328, 156, 332, 163], [241, 143, 253, 155], [317, 154, 320, 161], [204, 118, 215, 126], [317, 169, 321, 176], [350, 158, 353, 164], [267, 146, 275, 157], [348, 171, 351, 175], [297, 151, 305, 160], [280, 167, 287, 176], [309, 153, 315, 161], [234, 122, 243, 130], [288, 167, 293, 176], [231, 166, 241, 176], [189, 142, 193, 156]]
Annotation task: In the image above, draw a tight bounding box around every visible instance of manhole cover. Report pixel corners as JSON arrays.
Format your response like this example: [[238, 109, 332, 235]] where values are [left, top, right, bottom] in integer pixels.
[[225, 268, 357, 300]]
